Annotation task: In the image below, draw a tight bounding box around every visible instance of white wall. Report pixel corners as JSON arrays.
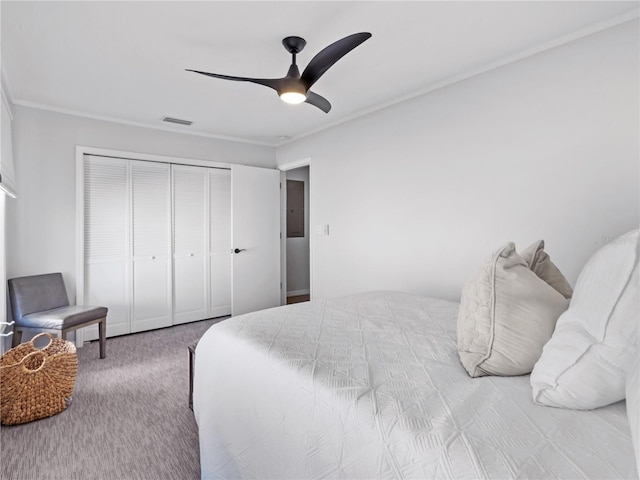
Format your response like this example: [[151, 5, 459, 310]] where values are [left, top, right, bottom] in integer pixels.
[[277, 20, 640, 302], [286, 166, 310, 296], [0, 80, 15, 350], [7, 106, 275, 301]]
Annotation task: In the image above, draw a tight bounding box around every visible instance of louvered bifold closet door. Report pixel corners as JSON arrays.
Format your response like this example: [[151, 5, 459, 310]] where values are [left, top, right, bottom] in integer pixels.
[[173, 165, 208, 324], [131, 160, 172, 333], [209, 168, 231, 317], [83, 156, 130, 338]]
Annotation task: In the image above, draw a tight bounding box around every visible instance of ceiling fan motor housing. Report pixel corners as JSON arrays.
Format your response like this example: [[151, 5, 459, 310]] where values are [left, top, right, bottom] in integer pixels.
[[279, 77, 306, 94]]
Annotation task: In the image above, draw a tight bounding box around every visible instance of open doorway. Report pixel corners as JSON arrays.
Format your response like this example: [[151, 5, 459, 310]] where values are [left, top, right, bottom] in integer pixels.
[[284, 166, 310, 304]]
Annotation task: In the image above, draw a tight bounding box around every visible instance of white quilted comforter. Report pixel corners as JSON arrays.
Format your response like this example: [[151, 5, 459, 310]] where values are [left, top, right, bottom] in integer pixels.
[[193, 291, 636, 479]]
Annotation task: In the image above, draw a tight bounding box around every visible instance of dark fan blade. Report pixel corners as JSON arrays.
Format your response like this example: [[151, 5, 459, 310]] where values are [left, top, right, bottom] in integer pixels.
[[186, 69, 283, 91], [301, 32, 371, 89], [305, 91, 331, 113]]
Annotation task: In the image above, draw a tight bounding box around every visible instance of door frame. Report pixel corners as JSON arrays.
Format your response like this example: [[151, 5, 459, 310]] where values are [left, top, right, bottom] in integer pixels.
[[75, 145, 231, 346], [278, 157, 313, 304]]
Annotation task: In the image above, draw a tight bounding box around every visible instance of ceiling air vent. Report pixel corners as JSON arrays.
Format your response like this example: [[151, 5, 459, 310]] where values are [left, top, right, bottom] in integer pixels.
[[161, 116, 193, 126]]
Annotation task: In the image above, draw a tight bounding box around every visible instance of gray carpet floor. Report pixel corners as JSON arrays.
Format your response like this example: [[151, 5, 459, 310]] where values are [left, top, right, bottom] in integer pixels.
[[1, 317, 226, 480]]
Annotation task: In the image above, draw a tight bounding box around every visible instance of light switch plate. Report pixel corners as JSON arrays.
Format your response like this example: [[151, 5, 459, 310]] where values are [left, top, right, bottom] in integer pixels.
[[314, 225, 330, 236]]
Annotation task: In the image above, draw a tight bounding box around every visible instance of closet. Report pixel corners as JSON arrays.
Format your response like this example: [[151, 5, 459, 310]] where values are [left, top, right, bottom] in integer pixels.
[[131, 160, 172, 333], [81, 154, 231, 338]]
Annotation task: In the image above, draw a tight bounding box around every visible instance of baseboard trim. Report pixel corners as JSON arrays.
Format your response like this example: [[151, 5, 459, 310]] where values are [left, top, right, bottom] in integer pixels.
[[287, 289, 310, 297]]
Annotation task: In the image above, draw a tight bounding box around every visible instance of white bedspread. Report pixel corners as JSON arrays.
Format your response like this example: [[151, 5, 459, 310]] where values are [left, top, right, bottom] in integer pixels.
[[194, 291, 636, 479]]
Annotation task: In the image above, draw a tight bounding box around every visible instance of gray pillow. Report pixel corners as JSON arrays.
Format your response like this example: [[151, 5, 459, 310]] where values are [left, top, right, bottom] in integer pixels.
[[521, 240, 573, 299], [457, 243, 569, 377]]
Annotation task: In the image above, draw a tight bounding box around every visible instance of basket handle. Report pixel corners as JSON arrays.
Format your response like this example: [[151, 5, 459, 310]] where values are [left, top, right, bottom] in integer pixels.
[[30, 332, 55, 350], [19, 350, 46, 373]]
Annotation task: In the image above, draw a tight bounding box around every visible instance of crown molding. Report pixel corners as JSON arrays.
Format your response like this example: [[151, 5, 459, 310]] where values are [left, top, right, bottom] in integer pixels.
[[10, 99, 277, 148]]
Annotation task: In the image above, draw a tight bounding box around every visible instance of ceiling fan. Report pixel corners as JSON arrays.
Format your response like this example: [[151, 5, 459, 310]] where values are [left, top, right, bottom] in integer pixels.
[[186, 32, 372, 113]]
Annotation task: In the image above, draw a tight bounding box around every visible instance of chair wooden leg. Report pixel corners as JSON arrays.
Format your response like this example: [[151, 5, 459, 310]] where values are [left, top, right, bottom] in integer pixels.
[[99, 319, 106, 359]]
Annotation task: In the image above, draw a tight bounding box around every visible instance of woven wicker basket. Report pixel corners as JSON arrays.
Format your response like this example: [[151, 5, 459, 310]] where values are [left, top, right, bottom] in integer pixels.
[[0, 332, 78, 425]]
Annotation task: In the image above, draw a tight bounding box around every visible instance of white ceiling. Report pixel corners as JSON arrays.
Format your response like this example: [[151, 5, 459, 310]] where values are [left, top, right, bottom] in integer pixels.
[[2, 1, 638, 147]]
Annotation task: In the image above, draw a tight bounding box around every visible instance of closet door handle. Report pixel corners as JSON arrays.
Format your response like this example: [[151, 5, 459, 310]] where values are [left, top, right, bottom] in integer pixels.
[[233, 248, 246, 254]]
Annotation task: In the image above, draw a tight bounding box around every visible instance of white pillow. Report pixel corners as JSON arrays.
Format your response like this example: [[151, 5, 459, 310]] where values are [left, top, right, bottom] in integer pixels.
[[457, 243, 569, 377], [531, 229, 640, 410], [627, 348, 640, 478]]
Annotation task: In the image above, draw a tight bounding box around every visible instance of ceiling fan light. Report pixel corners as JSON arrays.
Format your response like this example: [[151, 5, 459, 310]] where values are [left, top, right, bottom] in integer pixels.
[[280, 91, 307, 104]]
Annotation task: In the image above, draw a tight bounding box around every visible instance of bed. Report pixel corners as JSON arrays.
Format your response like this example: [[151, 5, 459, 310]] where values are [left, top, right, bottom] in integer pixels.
[[193, 290, 637, 479]]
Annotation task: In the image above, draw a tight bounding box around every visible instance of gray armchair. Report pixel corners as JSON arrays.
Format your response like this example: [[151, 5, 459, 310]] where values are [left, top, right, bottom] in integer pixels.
[[8, 273, 107, 358]]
